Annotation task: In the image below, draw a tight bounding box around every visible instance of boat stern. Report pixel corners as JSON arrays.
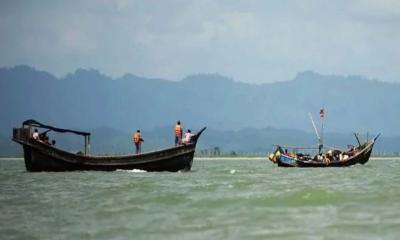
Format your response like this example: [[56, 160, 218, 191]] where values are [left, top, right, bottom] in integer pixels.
[[277, 154, 298, 167], [12, 127, 31, 144]]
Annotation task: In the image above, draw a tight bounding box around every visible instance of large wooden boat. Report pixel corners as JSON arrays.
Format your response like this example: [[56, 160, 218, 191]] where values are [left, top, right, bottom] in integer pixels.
[[268, 134, 379, 168], [12, 120, 206, 172]]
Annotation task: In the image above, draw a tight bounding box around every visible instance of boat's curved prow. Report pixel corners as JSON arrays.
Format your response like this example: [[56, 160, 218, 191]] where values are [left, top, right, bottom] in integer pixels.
[[358, 139, 376, 165], [373, 133, 381, 142], [192, 127, 206, 143]]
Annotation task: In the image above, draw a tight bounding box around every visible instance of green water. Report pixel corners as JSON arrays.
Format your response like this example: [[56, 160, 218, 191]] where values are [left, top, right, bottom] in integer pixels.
[[1, 158, 399, 240]]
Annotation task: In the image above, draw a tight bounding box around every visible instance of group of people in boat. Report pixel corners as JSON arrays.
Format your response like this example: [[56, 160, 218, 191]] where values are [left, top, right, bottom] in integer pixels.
[[279, 145, 358, 164], [313, 148, 357, 163], [29, 121, 194, 155], [132, 120, 195, 154], [174, 121, 194, 146], [31, 128, 56, 146]]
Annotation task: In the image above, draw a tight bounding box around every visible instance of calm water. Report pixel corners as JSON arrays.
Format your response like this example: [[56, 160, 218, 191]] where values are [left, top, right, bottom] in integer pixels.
[[0, 158, 399, 240]]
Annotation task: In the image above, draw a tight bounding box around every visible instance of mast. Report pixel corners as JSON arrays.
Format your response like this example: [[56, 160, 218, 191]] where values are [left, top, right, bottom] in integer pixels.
[[320, 107, 324, 153], [354, 132, 361, 147], [84, 136, 88, 155], [309, 112, 323, 154], [84, 135, 91, 155], [88, 135, 91, 155]]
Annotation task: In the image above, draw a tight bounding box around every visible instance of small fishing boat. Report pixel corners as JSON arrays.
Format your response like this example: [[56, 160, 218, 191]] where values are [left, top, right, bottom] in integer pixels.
[[268, 134, 379, 167], [12, 120, 206, 172], [268, 108, 379, 167]]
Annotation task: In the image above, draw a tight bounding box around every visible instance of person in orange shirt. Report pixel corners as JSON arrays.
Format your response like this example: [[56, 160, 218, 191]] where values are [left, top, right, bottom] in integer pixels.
[[132, 129, 144, 154], [175, 121, 183, 146]]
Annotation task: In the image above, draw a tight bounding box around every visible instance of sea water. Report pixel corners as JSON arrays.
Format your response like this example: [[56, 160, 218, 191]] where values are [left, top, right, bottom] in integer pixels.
[[1, 158, 399, 240]]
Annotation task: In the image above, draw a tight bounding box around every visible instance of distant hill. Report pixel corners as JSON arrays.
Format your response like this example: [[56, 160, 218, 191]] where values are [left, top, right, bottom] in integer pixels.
[[1, 65, 399, 137], [0, 65, 399, 155]]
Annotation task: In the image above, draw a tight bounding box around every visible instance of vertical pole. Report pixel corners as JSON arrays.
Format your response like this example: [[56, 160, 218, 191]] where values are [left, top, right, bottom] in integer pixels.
[[321, 114, 324, 150], [354, 133, 361, 147], [84, 136, 87, 155], [319, 107, 324, 154], [88, 135, 91, 155]]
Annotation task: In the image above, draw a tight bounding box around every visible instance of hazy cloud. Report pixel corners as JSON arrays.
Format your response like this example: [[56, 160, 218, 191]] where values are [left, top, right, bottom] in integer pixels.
[[0, 0, 399, 83]]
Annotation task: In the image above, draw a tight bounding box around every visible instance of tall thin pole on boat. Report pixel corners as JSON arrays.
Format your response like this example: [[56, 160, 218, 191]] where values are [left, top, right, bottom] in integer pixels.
[[309, 112, 323, 154], [320, 107, 324, 153], [84, 135, 91, 155], [354, 132, 361, 147], [84, 136, 87, 155], [88, 135, 91, 155]]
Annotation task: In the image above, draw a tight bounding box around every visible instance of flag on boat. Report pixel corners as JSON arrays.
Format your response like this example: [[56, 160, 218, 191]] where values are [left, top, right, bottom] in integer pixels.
[[320, 108, 324, 118]]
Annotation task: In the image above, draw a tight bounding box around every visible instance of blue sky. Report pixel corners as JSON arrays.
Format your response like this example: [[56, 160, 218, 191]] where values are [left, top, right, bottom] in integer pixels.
[[0, 0, 399, 83]]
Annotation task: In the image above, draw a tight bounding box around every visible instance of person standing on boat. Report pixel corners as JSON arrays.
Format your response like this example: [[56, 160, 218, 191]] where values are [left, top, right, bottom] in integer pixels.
[[133, 130, 144, 154], [175, 121, 183, 146]]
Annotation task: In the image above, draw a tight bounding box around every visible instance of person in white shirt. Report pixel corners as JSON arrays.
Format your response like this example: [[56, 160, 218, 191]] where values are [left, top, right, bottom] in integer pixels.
[[32, 129, 39, 140], [182, 129, 194, 144]]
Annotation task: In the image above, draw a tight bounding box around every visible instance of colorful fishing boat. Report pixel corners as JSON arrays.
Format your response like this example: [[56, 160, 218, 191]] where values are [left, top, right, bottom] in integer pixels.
[[268, 134, 379, 167], [268, 108, 379, 167]]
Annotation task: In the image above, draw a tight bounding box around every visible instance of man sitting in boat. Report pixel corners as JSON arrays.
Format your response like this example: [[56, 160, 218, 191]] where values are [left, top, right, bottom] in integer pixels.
[[32, 129, 39, 140], [327, 149, 341, 162], [37, 129, 52, 144], [182, 129, 194, 144], [339, 153, 349, 161], [315, 149, 351, 163]]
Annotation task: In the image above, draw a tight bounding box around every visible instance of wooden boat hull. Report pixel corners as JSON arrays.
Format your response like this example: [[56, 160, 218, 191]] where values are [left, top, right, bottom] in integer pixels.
[[13, 125, 205, 172], [294, 142, 374, 168], [276, 154, 297, 167]]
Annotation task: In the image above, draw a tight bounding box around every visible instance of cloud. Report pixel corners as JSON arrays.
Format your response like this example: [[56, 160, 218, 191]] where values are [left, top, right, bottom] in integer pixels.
[[0, 0, 399, 83]]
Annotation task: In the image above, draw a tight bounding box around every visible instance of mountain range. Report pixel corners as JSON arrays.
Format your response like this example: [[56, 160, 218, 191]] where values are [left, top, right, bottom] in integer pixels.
[[1, 65, 399, 156]]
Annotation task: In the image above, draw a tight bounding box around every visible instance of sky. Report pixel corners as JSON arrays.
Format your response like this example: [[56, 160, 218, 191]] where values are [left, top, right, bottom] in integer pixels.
[[0, 0, 399, 83]]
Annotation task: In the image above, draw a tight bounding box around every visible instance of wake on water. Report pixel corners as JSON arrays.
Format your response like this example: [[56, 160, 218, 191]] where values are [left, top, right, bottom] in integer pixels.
[[116, 169, 147, 173]]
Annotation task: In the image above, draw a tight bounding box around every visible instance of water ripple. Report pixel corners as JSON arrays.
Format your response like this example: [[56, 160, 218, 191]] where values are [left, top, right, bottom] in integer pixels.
[[1, 159, 400, 239]]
